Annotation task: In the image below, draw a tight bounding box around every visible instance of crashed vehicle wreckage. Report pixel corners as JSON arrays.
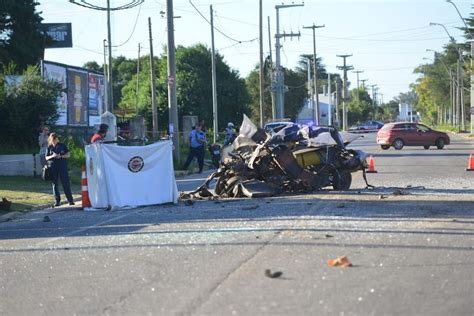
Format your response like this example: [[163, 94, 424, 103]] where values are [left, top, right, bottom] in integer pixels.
[[190, 115, 371, 199]]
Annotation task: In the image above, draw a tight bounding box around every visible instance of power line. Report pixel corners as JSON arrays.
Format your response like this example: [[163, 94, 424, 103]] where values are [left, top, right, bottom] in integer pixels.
[[188, 0, 256, 44], [113, 3, 143, 47]]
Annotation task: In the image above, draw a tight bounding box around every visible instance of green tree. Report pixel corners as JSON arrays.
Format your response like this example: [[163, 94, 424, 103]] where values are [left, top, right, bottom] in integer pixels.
[[83, 61, 102, 73], [346, 87, 373, 125], [0, 66, 61, 147], [0, 0, 44, 71]]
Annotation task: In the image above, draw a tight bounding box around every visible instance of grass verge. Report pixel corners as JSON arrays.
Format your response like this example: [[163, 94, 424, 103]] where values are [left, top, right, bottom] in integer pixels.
[[0, 169, 81, 214]]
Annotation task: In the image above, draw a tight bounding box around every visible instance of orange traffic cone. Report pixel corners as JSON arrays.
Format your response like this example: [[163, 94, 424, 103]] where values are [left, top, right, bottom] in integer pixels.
[[366, 155, 378, 173], [81, 165, 91, 209], [466, 154, 474, 171]]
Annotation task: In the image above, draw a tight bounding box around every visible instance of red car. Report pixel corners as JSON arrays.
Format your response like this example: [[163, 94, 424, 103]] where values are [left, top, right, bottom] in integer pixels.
[[376, 122, 450, 150]]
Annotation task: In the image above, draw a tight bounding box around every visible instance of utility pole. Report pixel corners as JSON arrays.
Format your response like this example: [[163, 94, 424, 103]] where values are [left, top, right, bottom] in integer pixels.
[[166, 0, 180, 161], [148, 17, 158, 138], [456, 50, 462, 130], [259, 0, 264, 128], [305, 58, 313, 112], [136, 43, 141, 114], [335, 77, 340, 127], [106, 0, 113, 111], [103, 39, 108, 112], [370, 84, 377, 108], [337, 54, 353, 131], [268, 16, 276, 120], [303, 23, 325, 124], [360, 79, 368, 89], [328, 73, 332, 125], [210, 5, 218, 143], [274, 3, 303, 119], [352, 70, 363, 101]]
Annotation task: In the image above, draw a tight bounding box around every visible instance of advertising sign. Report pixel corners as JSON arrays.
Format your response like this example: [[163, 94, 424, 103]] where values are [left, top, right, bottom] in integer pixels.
[[43, 62, 68, 125], [41, 23, 73, 48], [88, 73, 105, 126], [67, 69, 88, 126]]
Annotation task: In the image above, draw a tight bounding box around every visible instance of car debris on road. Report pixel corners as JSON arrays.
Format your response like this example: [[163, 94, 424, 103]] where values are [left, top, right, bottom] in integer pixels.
[[188, 115, 371, 199]]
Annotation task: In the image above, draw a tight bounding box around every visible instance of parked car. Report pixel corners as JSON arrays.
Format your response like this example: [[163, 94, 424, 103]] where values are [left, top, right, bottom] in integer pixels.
[[349, 120, 384, 133], [376, 122, 450, 150]]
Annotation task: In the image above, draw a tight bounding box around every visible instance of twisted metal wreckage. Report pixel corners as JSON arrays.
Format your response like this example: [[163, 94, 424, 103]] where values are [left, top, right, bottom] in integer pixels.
[[187, 115, 371, 199]]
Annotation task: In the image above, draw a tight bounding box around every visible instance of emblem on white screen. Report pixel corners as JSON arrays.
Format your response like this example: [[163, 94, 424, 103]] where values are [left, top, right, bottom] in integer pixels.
[[128, 156, 144, 173]]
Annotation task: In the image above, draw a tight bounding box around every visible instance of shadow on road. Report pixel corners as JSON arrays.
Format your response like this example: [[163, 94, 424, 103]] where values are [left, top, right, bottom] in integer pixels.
[[0, 189, 473, 243]]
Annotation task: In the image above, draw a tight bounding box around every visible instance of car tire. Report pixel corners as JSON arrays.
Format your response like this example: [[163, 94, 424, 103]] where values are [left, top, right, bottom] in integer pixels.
[[393, 138, 404, 150], [423, 145, 430, 150], [436, 138, 445, 149], [333, 170, 352, 191], [381, 145, 390, 150]]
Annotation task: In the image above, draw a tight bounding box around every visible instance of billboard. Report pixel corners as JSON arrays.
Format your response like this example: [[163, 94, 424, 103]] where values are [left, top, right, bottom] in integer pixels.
[[43, 61, 105, 127], [43, 63, 68, 125], [88, 73, 105, 126], [67, 69, 88, 126], [41, 23, 73, 48]]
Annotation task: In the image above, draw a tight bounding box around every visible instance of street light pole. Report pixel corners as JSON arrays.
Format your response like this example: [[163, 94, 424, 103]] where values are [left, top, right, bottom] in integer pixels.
[[446, 0, 473, 134]]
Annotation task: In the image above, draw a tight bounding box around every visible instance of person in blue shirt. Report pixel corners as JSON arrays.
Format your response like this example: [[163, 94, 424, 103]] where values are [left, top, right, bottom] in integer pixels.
[[45, 132, 74, 207], [182, 124, 207, 173]]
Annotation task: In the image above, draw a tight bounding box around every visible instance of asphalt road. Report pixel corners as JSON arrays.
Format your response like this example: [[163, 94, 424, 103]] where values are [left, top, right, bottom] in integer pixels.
[[1, 133, 473, 315]]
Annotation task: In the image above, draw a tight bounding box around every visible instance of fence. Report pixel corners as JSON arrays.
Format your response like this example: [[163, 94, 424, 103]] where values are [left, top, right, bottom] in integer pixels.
[[0, 154, 40, 177]]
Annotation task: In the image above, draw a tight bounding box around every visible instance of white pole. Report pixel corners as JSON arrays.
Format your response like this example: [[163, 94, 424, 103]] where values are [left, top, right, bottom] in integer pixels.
[[328, 73, 331, 126]]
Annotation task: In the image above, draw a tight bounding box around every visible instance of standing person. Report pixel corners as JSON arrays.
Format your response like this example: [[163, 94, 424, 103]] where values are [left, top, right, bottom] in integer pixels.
[[45, 133, 74, 206], [224, 122, 236, 146], [91, 123, 109, 143], [38, 126, 49, 166], [182, 124, 207, 173]]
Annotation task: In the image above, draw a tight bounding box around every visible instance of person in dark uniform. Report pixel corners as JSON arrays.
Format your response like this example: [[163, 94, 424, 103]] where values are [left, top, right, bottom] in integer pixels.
[[182, 124, 207, 173], [45, 133, 74, 207]]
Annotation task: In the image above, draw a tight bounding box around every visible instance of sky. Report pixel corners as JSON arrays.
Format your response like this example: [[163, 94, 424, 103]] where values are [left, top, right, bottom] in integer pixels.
[[38, 0, 472, 102]]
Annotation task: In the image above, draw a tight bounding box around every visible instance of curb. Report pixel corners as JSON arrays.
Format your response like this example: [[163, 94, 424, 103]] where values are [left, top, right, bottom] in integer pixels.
[[0, 169, 205, 223]]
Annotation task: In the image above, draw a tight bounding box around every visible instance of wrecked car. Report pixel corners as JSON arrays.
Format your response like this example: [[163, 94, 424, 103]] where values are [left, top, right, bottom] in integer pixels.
[[192, 115, 369, 198]]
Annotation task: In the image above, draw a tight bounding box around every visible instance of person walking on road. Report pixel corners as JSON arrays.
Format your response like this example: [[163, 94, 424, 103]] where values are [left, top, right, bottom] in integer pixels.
[[38, 126, 50, 166], [45, 133, 74, 207], [91, 123, 109, 143], [182, 124, 207, 173]]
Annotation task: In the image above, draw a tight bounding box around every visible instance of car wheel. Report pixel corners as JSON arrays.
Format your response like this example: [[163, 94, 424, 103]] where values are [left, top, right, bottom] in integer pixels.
[[381, 145, 390, 150], [393, 138, 404, 150], [436, 138, 445, 149], [333, 170, 352, 191], [423, 145, 430, 150]]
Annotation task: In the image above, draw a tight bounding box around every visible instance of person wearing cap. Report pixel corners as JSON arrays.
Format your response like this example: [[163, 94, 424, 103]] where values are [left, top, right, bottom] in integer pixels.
[[224, 122, 236, 146], [91, 123, 109, 143]]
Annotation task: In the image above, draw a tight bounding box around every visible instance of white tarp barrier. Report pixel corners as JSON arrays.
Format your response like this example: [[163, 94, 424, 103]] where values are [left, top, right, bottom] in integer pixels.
[[85, 141, 178, 209]]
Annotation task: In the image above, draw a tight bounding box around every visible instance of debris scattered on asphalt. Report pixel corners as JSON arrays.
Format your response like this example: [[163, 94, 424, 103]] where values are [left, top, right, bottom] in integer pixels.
[[393, 189, 410, 196], [242, 205, 259, 211], [256, 236, 260, 239], [43, 216, 51, 222], [265, 269, 283, 278], [327, 256, 353, 268], [184, 199, 194, 206], [336, 203, 345, 208], [379, 195, 387, 199], [325, 234, 334, 238]]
